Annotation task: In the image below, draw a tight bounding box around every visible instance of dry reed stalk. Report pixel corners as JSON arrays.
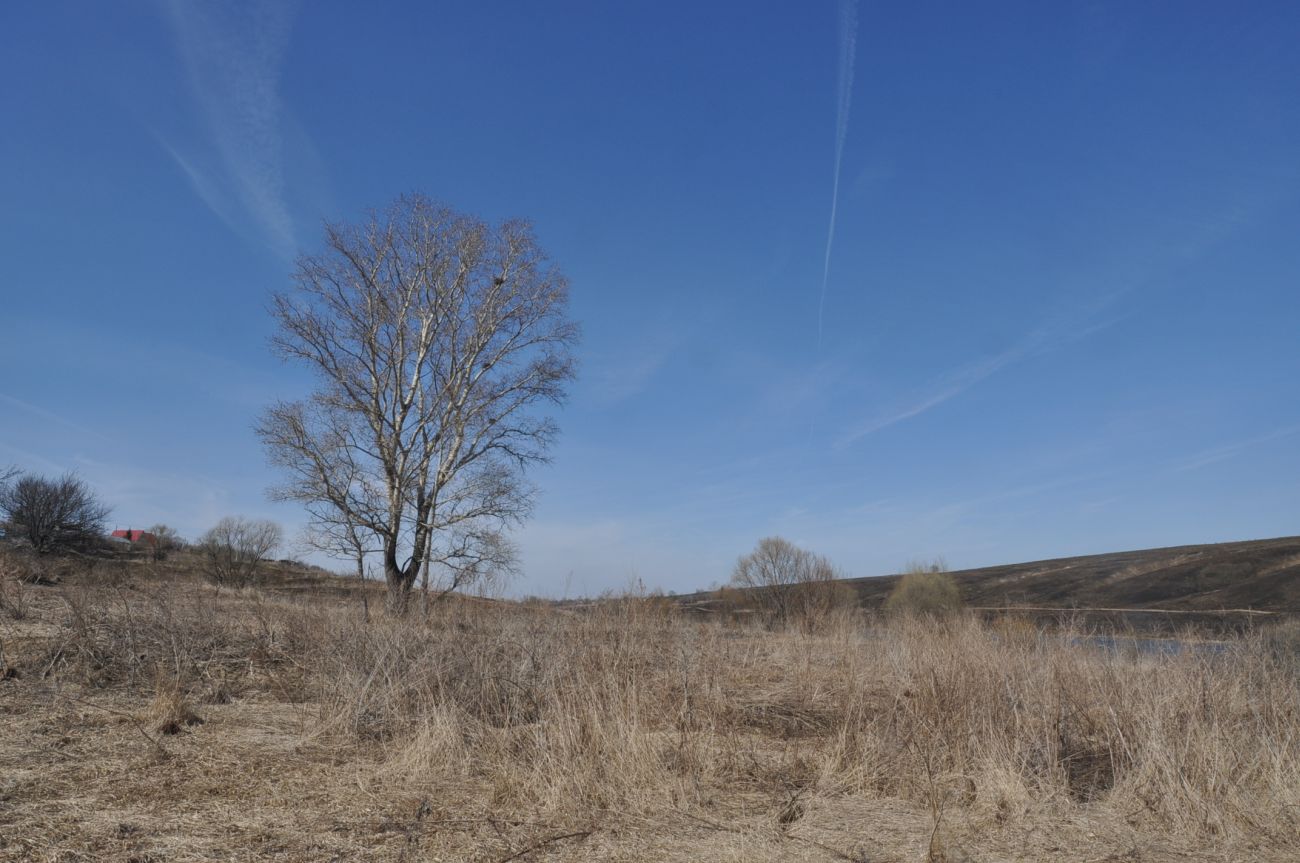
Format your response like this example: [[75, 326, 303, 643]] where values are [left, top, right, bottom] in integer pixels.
[[28, 575, 1300, 848]]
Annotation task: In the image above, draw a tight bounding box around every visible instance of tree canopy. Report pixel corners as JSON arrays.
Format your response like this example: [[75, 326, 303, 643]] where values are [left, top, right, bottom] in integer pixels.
[[258, 195, 578, 612]]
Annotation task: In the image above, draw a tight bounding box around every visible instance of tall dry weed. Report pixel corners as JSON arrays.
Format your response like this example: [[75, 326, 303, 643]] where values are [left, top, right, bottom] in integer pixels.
[[33, 578, 1300, 843], [310, 607, 1300, 839]]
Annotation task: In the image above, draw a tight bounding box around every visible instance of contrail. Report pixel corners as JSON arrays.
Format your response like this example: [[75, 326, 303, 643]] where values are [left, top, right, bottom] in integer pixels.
[[161, 0, 298, 260], [817, 0, 859, 346]]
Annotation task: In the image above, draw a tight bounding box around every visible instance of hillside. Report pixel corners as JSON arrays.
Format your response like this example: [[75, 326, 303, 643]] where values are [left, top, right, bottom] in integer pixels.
[[844, 535, 1300, 617], [0, 543, 373, 596], [676, 536, 1300, 627], [257, 536, 1300, 615], [15, 534, 1300, 619]]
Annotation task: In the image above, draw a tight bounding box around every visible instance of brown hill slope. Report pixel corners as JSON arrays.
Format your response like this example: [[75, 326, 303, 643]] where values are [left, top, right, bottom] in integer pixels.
[[843, 535, 1300, 614]]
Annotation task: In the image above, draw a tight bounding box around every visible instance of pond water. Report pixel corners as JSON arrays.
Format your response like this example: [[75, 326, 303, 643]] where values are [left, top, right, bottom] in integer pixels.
[[1068, 634, 1231, 656]]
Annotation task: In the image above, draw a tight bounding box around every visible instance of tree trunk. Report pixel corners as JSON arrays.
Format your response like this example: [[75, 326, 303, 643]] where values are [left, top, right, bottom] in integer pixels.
[[355, 556, 370, 623], [384, 557, 415, 616], [420, 555, 430, 619]]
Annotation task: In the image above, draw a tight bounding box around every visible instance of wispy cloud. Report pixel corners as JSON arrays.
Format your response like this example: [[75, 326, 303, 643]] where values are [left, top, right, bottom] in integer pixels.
[[835, 305, 1128, 448], [0, 441, 66, 475], [830, 170, 1277, 452], [0, 391, 112, 443], [586, 329, 682, 406], [816, 0, 859, 347], [70, 455, 247, 536], [155, 139, 237, 231], [159, 0, 299, 258], [1174, 423, 1300, 473], [836, 343, 1025, 447]]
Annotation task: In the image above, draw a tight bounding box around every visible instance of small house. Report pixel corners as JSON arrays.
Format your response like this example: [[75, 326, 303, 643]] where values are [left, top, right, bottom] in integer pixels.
[[111, 529, 158, 547]]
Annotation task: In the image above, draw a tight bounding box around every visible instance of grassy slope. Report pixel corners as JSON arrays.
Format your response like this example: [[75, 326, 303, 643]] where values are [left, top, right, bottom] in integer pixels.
[[678, 536, 1300, 616], [851, 535, 1300, 613]]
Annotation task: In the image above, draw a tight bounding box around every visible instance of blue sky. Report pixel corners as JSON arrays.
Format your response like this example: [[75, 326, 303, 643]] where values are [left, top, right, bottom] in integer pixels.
[[2, 1, 1298, 595]]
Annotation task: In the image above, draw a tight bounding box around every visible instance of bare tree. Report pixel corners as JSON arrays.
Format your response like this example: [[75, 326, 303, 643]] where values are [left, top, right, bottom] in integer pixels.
[[730, 536, 843, 627], [257, 195, 577, 613], [418, 525, 517, 612], [0, 472, 112, 554], [0, 464, 17, 537], [145, 524, 185, 561], [300, 511, 377, 584], [198, 517, 282, 591], [301, 516, 385, 621]]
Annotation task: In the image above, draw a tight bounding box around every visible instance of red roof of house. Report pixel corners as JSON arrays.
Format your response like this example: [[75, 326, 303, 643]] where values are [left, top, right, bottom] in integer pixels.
[[111, 530, 157, 544]]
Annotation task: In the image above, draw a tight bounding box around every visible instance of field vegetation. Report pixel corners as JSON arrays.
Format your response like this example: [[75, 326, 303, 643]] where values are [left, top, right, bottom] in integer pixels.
[[2, 548, 1298, 861]]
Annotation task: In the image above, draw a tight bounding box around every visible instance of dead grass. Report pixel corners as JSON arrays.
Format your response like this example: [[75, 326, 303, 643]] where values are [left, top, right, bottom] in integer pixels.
[[142, 674, 204, 735], [1, 553, 1298, 860]]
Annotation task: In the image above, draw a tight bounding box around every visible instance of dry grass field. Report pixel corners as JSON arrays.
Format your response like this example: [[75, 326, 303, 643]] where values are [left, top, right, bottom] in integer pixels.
[[2, 551, 1299, 862]]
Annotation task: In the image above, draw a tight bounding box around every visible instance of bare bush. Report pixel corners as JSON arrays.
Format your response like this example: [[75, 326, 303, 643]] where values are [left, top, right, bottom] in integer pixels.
[[0, 552, 31, 619], [730, 536, 847, 628], [145, 524, 185, 561], [34, 577, 320, 693], [198, 517, 282, 592], [0, 472, 111, 554]]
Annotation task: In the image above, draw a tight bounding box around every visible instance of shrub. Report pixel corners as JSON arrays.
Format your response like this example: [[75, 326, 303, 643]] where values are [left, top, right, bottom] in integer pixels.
[[0, 551, 31, 619], [884, 560, 962, 616], [198, 516, 282, 591], [0, 472, 111, 554], [145, 524, 185, 561], [730, 536, 848, 630]]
